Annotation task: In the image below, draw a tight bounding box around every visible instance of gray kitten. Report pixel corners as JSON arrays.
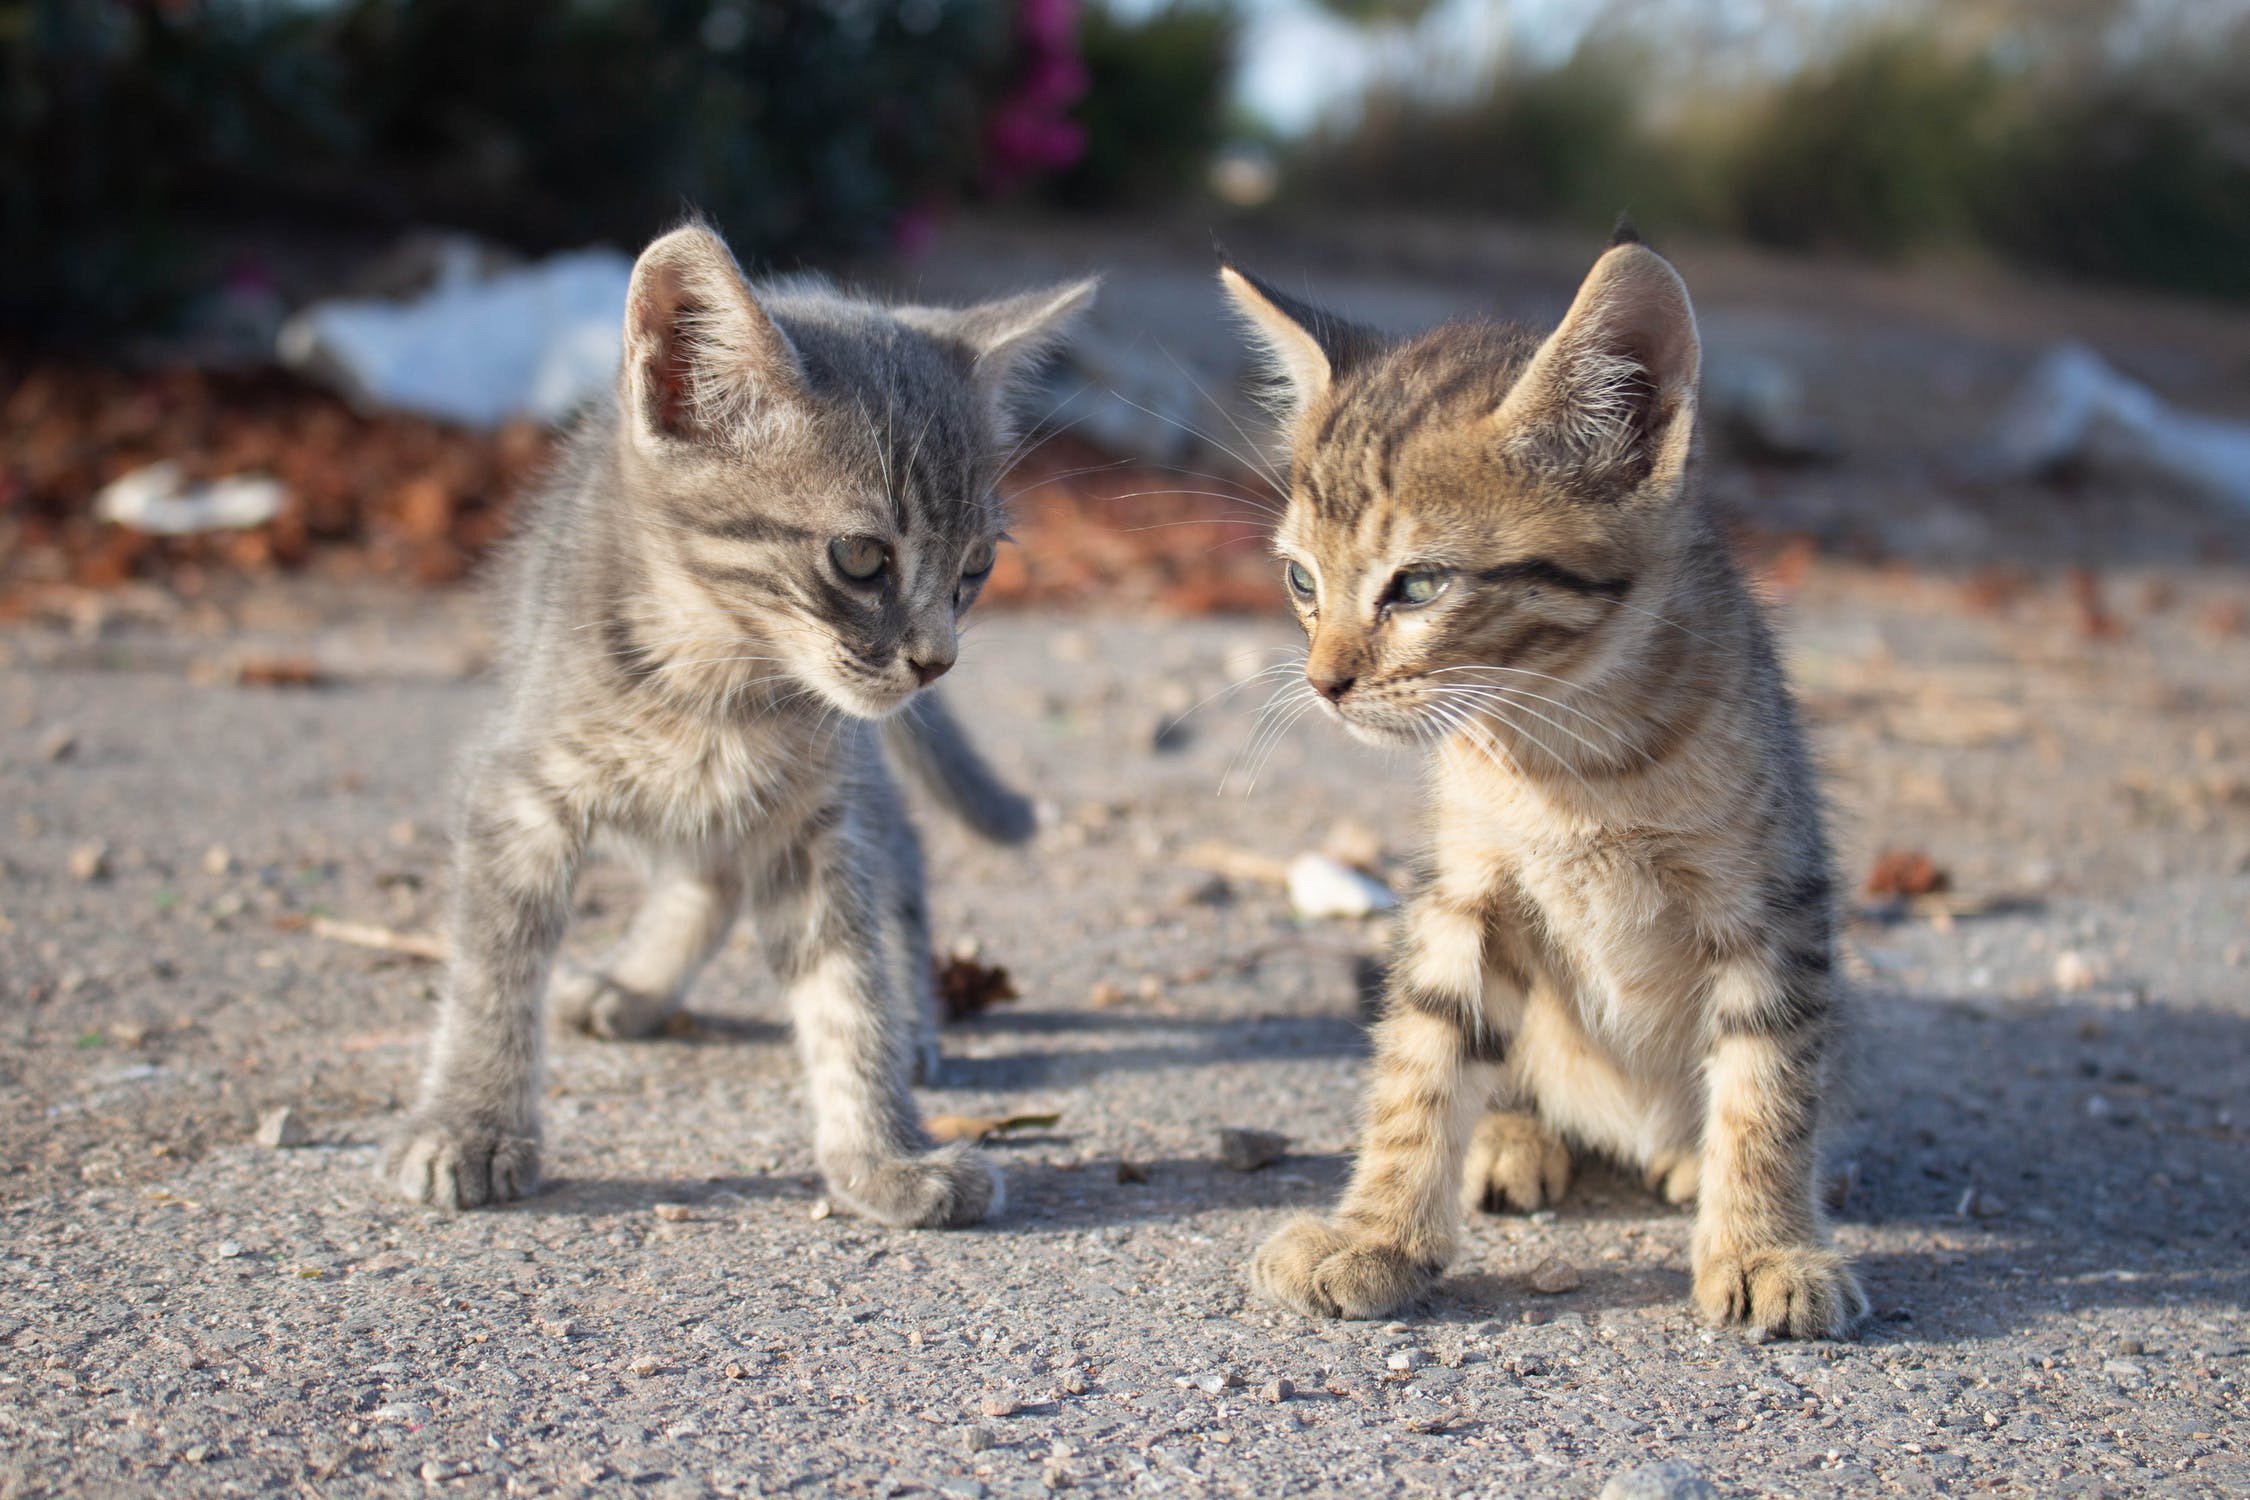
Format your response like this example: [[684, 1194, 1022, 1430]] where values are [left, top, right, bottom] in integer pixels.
[[380, 224, 1094, 1228]]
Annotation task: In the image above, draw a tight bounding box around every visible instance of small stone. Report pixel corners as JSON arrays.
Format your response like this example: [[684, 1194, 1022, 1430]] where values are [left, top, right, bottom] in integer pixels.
[[979, 1395, 1018, 1418], [2054, 950, 2100, 992], [183, 1444, 212, 1464], [1216, 1128, 1288, 1172], [1115, 1159, 1150, 1184], [962, 1425, 998, 1454], [254, 1106, 308, 1149], [68, 842, 110, 882], [2103, 1358, 2145, 1378], [1042, 1461, 1074, 1490], [1399, 1409, 1453, 1434], [2115, 1337, 2146, 1356], [1386, 1348, 1429, 1373], [536, 1318, 574, 1340], [652, 1202, 693, 1222], [371, 1402, 430, 1427], [627, 1355, 659, 1377], [1059, 1370, 1088, 1396], [39, 727, 78, 762], [723, 1362, 745, 1379], [1527, 1255, 1583, 1295], [1191, 1369, 1239, 1394], [808, 1198, 833, 1221], [216, 1240, 244, 1259], [1600, 1460, 1719, 1500], [202, 845, 235, 875], [1262, 1378, 1294, 1404]]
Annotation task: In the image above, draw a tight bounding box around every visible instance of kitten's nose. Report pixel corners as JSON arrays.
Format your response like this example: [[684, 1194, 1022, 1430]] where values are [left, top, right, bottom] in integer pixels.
[[911, 655, 954, 686], [1309, 672, 1355, 702]]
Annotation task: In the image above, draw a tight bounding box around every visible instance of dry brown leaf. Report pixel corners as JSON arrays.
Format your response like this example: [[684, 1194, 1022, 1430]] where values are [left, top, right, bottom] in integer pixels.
[[1864, 849, 1950, 899], [925, 1113, 1061, 1145], [934, 952, 1020, 1021]]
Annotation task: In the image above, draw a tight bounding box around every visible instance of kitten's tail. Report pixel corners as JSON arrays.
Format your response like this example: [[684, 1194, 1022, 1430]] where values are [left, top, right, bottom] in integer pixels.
[[882, 692, 1037, 845]]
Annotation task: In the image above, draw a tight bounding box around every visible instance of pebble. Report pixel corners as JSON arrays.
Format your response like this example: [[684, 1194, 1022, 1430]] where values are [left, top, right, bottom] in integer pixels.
[[963, 1425, 997, 1454], [1192, 1368, 1240, 1394], [536, 1318, 574, 1340], [1059, 1370, 1088, 1396], [652, 1202, 694, 1222], [216, 1240, 244, 1259], [979, 1395, 1018, 1418], [1399, 1409, 1453, 1434], [1600, 1460, 1720, 1500], [202, 844, 234, 875], [39, 727, 78, 762], [627, 1356, 659, 1377], [2054, 950, 2099, 991], [254, 1106, 308, 1149], [1216, 1128, 1288, 1172], [808, 1198, 833, 1221], [1386, 1349, 1429, 1372], [1527, 1255, 1583, 1295], [371, 1402, 430, 1427], [1263, 1378, 1294, 1404], [68, 842, 110, 882], [1286, 852, 1396, 919]]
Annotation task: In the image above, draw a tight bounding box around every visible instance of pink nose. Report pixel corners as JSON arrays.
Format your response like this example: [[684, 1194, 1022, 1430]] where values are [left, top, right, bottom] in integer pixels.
[[912, 657, 953, 686], [1309, 672, 1354, 702]]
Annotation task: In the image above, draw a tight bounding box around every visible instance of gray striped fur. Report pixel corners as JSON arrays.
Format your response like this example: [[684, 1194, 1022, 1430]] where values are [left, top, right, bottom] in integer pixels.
[[379, 224, 1093, 1227]]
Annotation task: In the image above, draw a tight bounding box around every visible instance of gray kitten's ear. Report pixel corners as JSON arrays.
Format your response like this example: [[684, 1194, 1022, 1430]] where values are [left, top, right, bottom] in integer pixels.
[[1494, 241, 1701, 493], [905, 278, 1100, 439], [1217, 262, 1370, 430], [621, 225, 804, 448]]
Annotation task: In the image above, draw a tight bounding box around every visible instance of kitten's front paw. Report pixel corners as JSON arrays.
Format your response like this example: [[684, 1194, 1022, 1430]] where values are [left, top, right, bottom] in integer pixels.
[[826, 1144, 1000, 1229], [1464, 1112, 1572, 1213], [381, 1118, 540, 1210], [1250, 1215, 1444, 1320], [549, 964, 678, 1040], [1693, 1245, 1866, 1340]]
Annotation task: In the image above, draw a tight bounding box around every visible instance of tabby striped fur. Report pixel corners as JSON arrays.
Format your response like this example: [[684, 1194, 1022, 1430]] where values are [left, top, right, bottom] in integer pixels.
[[1223, 232, 1864, 1338]]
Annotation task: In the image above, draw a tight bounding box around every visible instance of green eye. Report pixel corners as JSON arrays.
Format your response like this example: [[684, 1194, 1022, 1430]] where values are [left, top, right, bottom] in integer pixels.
[[1393, 571, 1448, 607], [1285, 561, 1316, 600], [829, 535, 887, 581], [962, 538, 998, 579]]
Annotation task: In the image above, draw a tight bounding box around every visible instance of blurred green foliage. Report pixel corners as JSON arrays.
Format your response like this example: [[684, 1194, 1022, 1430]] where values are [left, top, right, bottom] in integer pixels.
[[1045, 0, 1236, 208], [0, 0, 1017, 339], [1291, 18, 2250, 301]]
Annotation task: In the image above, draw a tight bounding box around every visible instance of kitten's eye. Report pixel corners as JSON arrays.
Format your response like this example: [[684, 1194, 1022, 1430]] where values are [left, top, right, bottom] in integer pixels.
[[1390, 570, 1449, 608], [828, 535, 888, 582], [1285, 561, 1316, 601], [962, 539, 998, 579]]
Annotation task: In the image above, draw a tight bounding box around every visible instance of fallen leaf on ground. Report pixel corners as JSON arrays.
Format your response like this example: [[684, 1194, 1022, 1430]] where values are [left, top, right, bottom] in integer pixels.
[[925, 1113, 1061, 1144], [934, 952, 1020, 1021], [1864, 849, 1950, 899], [229, 656, 328, 688]]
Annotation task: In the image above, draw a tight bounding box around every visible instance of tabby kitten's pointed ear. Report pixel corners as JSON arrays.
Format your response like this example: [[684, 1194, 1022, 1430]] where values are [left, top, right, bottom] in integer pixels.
[[621, 225, 804, 449], [1217, 262, 1371, 430], [902, 279, 1100, 444], [1496, 241, 1701, 498]]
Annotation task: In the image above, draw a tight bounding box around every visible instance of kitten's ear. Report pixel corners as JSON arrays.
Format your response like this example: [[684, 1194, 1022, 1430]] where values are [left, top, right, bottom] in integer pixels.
[[905, 278, 1100, 441], [621, 225, 804, 449], [1495, 241, 1701, 495], [1218, 262, 1369, 428]]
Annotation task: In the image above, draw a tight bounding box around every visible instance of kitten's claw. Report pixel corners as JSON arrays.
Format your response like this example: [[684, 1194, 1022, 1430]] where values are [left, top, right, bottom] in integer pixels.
[[1692, 1244, 1866, 1340], [550, 963, 678, 1040], [1464, 1112, 1573, 1213], [381, 1119, 540, 1210], [825, 1144, 1000, 1229], [1251, 1214, 1444, 1320]]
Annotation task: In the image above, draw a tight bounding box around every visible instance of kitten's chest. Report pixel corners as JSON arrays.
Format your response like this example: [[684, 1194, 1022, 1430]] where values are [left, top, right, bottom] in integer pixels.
[[574, 703, 838, 832]]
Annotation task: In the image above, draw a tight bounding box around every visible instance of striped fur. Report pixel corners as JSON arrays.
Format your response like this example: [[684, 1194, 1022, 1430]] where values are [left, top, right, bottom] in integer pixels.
[[380, 225, 1093, 1227], [1224, 241, 1864, 1337]]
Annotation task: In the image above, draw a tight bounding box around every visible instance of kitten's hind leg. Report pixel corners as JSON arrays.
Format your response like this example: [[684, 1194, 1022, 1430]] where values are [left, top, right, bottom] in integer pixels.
[[552, 845, 745, 1039], [753, 804, 997, 1229], [1463, 1110, 1573, 1214], [384, 760, 582, 1210]]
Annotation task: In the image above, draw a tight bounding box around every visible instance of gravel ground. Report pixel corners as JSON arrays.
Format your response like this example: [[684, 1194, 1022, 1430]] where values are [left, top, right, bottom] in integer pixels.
[[2, 565, 2247, 1498]]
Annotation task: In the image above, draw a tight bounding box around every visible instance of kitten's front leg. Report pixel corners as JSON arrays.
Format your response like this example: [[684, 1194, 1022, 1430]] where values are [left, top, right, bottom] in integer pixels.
[[1691, 955, 1867, 1339], [1252, 896, 1498, 1319], [755, 814, 997, 1229], [383, 763, 581, 1210]]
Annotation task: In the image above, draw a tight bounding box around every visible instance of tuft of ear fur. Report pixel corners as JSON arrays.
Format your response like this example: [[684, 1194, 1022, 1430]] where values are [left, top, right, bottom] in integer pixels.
[[621, 223, 804, 449], [1494, 241, 1700, 496], [901, 279, 1099, 443], [1217, 261, 1370, 430]]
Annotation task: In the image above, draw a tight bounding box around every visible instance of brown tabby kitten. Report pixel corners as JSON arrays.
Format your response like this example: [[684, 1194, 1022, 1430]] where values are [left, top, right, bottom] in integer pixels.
[[1220, 231, 1866, 1338], [380, 224, 1092, 1228]]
